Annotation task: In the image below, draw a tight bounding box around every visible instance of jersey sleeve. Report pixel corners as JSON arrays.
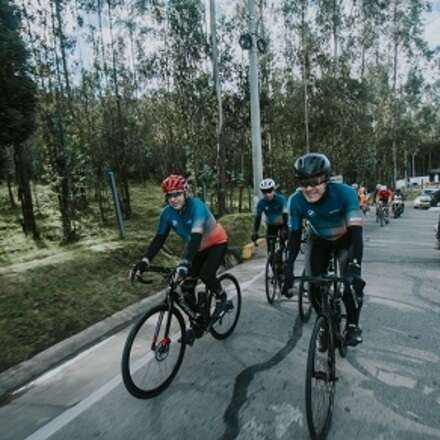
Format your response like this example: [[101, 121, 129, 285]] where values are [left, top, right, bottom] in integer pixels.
[[255, 199, 264, 217], [281, 194, 288, 214], [191, 199, 207, 233], [287, 194, 303, 231], [344, 188, 363, 227], [157, 208, 172, 236]]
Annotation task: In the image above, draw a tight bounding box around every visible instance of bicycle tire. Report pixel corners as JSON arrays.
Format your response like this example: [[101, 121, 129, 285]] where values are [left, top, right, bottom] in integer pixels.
[[121, 304, 186, 399], [265, 254, 277, 304], [210, 273, 241, 340], [305, 316, 335, 440], [299, 269, 312, 322]]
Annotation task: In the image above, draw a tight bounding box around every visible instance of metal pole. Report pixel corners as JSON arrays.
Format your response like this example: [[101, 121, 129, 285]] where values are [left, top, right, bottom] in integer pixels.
[[107, 170, 126, 240], [247, 0, 263, 208]]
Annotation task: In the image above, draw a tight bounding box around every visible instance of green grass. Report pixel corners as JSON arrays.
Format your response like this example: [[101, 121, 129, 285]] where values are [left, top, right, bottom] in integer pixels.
[[0, 183, 253, 373]]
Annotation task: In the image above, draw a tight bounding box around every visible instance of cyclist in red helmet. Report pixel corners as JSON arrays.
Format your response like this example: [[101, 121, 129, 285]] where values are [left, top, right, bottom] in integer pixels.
[[130, 174, 229, 345]]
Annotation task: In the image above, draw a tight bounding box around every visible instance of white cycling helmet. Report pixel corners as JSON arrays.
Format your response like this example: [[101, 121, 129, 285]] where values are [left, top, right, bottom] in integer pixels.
[[259, 178, 276, 191]]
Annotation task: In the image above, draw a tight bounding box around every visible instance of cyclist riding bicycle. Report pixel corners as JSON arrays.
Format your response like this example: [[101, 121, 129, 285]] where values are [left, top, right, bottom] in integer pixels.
[[283, 153, 365, 347], [376, 185, 391, 222], [130, 174, 228, 343], [251, 178, 288, 251]]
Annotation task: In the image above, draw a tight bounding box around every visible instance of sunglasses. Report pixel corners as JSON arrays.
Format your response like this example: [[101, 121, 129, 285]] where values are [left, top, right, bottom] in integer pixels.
[[166, 191, 184, 200], [261, 188, 274, 194], [299, 176, 328, 188]]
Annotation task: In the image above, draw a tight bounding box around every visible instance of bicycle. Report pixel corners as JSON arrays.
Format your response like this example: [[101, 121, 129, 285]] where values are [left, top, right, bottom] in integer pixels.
[[296, 270, 358, 440], [121, 265, 241, 399], [264, 231, 288, 304], [376, 201, 389, 227], [296, 247, 341, 324]]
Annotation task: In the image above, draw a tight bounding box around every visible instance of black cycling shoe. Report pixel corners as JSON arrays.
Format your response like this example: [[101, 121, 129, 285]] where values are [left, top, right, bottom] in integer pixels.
[[345, 324, 362, 346], [317, 324, 328, 353], [283, 288, 294, 298], [211, 292, 227, 321], [178, 328, 195, 346]]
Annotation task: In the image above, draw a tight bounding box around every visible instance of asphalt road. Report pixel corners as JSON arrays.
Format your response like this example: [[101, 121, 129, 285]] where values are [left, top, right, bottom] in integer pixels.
[[1, 203, 439, 440]]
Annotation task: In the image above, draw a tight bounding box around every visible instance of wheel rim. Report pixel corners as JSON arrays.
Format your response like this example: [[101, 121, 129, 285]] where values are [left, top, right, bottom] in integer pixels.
[[124, 308, 184, 395], [210, 274, 241, 337], [265, 257, 277, 303], [299, 279, 312, 321], [306, 319, 335, 439]]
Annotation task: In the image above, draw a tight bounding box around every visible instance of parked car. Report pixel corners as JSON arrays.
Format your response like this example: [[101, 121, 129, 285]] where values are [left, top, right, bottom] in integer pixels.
[[413, 188, 436, 209], [430, 189, 440, 207]]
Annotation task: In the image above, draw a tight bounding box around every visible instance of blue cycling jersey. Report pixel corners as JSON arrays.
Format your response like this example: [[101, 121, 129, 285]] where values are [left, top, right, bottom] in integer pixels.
[[255, 192, 288, 225], [157, 197, 228, 250], [287, 183, 362, 240]]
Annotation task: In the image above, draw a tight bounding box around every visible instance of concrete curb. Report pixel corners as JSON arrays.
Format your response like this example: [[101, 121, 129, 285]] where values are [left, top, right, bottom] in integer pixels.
[[0, 288, 166, 402], [0, 247, 257, 402]]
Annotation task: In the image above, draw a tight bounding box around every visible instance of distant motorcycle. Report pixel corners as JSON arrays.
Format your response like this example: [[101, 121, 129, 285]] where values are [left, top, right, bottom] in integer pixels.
[[391, 195, 404, 219]]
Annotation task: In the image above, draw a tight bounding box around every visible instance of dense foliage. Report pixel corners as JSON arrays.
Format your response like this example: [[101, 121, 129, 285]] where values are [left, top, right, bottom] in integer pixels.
[[1, 0, 440, 240]]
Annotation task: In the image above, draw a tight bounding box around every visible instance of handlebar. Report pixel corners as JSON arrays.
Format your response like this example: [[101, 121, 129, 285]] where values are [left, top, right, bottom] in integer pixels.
[[133, 265, 175, 285]]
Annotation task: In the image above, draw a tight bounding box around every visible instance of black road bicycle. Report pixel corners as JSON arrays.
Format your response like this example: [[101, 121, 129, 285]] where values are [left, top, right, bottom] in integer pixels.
[[121, 266, 241, 399], [376, 201, 389, 227], [296, 268, 363, 440], [264, 232, 288, 304], [300, 273, 347, 440]]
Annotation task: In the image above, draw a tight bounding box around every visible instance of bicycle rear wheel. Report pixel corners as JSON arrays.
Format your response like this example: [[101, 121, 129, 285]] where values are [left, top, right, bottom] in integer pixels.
[[210, 273, 241, 340], [121, 304, 186, 399], [298, 269, 312, 322], [265, 254, 278, 304], [305, 316, 336, 440]]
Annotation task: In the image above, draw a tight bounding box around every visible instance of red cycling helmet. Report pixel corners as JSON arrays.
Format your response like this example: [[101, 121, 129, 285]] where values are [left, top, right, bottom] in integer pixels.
[[161, 174, 187, 193]]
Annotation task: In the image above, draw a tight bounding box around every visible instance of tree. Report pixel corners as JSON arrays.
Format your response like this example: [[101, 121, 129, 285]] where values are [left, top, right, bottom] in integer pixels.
[[0, 0, 38, 238]]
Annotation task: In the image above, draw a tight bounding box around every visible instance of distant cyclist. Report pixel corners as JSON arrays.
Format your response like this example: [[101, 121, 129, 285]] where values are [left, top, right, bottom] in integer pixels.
[[129, 174, 228, 344], [251, 178, 288, 252], [283, 153, 365, 346], [376, 185, 391, 223]]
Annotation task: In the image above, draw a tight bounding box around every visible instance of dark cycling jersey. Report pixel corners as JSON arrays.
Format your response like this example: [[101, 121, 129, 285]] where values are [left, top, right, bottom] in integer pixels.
[[157, 197, 227, 250], [287, 182, 362, 240], [255, 192, 288, 225]]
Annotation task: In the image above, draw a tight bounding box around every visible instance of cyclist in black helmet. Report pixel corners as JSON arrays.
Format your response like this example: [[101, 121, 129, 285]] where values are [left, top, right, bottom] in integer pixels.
[[283, 153, 365, 347]]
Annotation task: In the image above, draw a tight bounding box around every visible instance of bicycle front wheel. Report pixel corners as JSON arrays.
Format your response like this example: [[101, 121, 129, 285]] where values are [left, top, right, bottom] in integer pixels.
[[210, 273, 241, 340], [305, 316, 336, 440], [298, 269, 312, 322], [121, 304, 186, 399], [265, 255, 278, 304]]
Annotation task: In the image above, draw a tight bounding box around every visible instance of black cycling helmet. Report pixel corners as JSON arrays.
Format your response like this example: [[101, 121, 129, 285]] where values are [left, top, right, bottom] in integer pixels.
[[294, 153, 331, 180]]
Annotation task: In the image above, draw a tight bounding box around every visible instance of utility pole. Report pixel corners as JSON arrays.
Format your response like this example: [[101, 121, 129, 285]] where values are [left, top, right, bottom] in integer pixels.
[[247, 0, 263, 206]]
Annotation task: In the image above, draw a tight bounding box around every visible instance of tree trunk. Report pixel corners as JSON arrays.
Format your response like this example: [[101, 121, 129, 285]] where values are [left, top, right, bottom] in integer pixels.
[[7, 174, 17, 209], [13, 142, 39, 238], [210, 0, 226, 216]]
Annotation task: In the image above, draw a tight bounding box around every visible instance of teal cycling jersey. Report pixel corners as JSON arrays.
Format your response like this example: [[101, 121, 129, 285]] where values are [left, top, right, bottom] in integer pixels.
[[157, 197, 228, 250], [287, 183, 362, 240], [256, 192, 288, 225]]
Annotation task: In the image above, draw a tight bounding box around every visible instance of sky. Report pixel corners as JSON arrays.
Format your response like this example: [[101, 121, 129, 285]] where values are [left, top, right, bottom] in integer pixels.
[[425, 1, 440, 49]]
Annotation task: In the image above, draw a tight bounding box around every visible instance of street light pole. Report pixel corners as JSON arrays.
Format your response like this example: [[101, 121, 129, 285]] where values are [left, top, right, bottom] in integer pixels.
[[247, 0, 263, 207]]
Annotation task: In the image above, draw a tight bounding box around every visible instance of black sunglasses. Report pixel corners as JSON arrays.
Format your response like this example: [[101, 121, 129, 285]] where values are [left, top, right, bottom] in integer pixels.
[[261, 188, 274, 194], [299, 175, 328, 188], [166, 191, 184, 200]]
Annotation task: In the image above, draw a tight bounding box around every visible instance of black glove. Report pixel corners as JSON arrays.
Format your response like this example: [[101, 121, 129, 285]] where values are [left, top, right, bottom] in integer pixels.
[[251, 233, 258, 242], [129, 257, 149, 282], [176, 260, 190, 280]]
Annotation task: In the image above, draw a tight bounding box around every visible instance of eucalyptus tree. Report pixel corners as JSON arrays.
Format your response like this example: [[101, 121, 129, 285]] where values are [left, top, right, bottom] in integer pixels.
[[0, 0, 39, 237]]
